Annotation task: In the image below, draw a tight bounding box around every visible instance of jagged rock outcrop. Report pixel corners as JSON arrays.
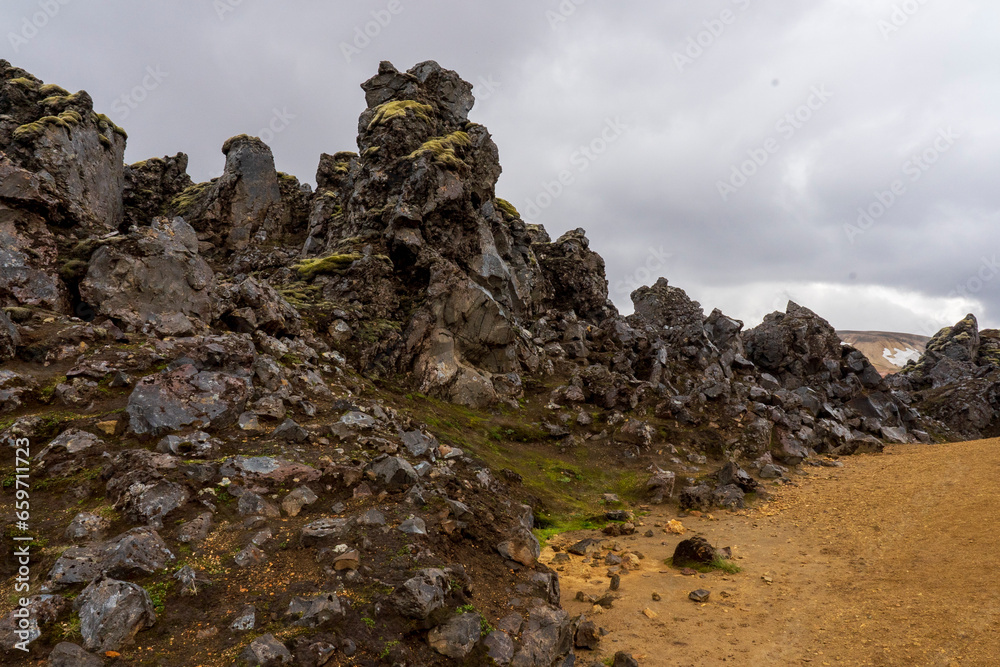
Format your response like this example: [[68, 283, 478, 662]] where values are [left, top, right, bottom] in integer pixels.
[[4, 58, 994, 665], [0, 61, 126, 231], [163, 134, 306, 254], [122, 153, 193, 228], [903, 314, 1000, 439], [296, 60, 564, 405]]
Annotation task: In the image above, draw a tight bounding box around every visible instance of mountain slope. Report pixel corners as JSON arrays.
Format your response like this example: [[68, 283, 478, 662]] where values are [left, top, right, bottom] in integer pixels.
[[838, 330, 929, 375]]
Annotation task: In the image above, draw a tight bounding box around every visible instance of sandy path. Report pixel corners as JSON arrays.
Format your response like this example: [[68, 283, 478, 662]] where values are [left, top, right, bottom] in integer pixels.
[[546, 440, 1000, 666]]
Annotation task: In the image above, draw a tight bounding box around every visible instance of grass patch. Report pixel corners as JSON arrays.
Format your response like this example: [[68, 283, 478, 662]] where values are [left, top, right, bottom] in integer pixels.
[[533, 515, 603, 548]]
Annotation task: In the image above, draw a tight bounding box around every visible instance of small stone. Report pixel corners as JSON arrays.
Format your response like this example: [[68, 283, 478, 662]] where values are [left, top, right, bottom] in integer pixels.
[[95, 420, 118, 436], [689, 589, 711, 602], [642, 608, 658, 619], [333, 550, 360, 571], [609, 574, 621, 591], [398, 516, 427, 535], [651, 592, 661, 601]]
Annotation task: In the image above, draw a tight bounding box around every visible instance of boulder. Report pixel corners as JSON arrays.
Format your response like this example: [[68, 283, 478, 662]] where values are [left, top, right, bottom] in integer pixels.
[[716, 461, 758, 493], [510, 605, 574, 667], [672, 536, 718, 566], [75, 576, 156, 652], [80, 217, 215, 334], [429, 612, 481, 658], [47, 527, 174, 589], [0, 594, 66, 651], [214, 276, 301, 336], [393, 568, 449, 621], [46, 642, 104, 667], [64, 512, 110, 542], [371, 456, 418, 492], [126, 365, 252, 437], [239, 633, 293, 666]]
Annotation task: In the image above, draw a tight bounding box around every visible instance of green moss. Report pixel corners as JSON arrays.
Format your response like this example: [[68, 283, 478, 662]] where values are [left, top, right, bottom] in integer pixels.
[[356, 319, 402, 343], [8, 77, 38, 90], [98, 134, 111, 148], [406, 131, 471, 169], [59, 110, 82, 125], [496, 198, 520, 220], [58, 259, 89, 283], [166, 181, 213, 217], [12, 116, 70, 142], [362, 146, 381, 159], [91, 112, 127, 139], [38, 83, 70, 96], [367, 100, 433, 130], [293, 253, 362, 280], [40, 92, 83, 113]]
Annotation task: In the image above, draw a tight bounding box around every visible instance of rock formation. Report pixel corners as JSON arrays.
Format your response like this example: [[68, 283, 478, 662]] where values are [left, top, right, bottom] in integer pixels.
[[1, 58, 996, 664]]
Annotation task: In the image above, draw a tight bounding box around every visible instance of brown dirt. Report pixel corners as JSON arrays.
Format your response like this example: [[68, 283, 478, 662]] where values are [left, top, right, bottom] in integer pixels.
[[548, 440, 1000, 666]]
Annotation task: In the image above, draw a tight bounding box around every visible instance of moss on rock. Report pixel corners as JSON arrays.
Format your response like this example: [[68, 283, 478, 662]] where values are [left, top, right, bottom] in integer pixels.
[[406, 131, 471, 169], [367, 100, 433, 130], [13, 115, 70, 142], [496, 198, 520, 220], [293, 253, 363, 280]]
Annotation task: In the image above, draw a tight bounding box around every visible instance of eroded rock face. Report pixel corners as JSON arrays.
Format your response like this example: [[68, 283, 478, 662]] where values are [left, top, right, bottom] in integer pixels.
[[80, 217, 215, 334], [536, 228, 613, 322], [122, 153, 193, 228], [163, 135, 286, 253], [0, 309, 19, 360], [0, 61, 126, 232], [0, 155, 70, 311]]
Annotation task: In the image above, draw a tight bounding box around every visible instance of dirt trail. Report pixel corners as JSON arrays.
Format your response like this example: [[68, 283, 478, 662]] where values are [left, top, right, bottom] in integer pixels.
[[545, 440, 1000, 666]]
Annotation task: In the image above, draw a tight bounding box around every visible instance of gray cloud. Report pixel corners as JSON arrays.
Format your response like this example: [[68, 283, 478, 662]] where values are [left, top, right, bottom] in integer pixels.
[[3, 0, 998, 333]]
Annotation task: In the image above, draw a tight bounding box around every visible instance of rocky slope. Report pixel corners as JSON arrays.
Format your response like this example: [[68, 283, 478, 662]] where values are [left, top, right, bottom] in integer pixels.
[[1, 59, 998, 665]]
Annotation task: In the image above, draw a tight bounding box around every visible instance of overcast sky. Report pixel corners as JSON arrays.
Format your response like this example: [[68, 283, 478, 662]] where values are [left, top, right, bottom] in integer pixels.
[[4, 0, 999, 334]]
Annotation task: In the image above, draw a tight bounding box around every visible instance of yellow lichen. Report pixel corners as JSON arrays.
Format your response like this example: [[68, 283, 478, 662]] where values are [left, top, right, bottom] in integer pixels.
[[406, 131, 472, 169], [367, 100, 433, 130]]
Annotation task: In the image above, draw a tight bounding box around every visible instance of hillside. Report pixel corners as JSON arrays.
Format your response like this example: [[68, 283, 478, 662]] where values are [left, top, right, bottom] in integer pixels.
[[837, 330, 929, 376], [2, 58, 1000, 665]]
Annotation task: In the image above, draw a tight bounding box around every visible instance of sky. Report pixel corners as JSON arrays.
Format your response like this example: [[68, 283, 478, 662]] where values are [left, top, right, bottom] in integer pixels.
[[3, 0, 999, 335]]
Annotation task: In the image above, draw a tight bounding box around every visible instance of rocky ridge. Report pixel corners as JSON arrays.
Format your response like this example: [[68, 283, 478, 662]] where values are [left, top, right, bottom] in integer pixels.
[[1, 59, 996, 665]]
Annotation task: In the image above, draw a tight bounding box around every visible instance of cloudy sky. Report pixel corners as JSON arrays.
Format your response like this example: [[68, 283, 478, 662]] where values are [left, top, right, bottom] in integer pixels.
[[4, 0, 999, 334]]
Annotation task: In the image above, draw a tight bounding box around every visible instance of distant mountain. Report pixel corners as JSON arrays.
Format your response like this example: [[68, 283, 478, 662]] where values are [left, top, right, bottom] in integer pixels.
[[838, 330, 930, 375]]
